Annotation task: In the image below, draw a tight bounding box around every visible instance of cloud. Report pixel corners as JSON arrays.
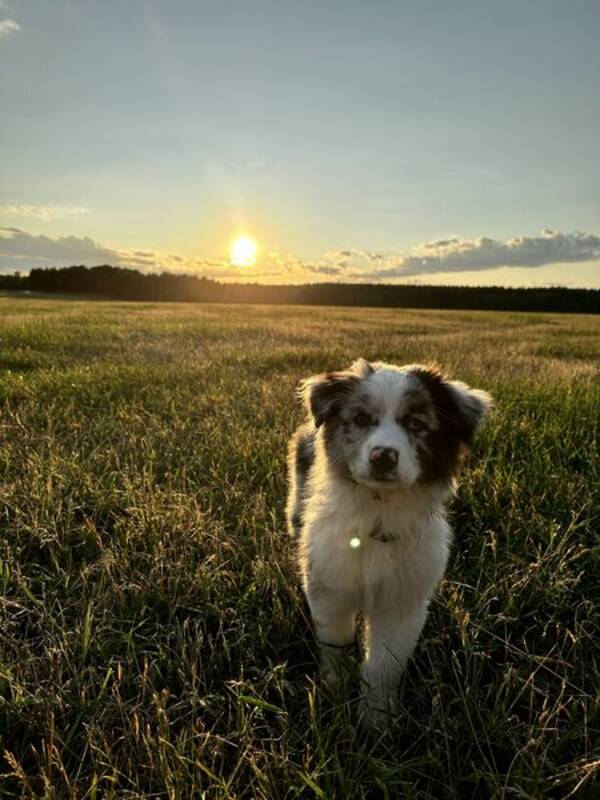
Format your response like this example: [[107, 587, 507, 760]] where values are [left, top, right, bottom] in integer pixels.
[[1, 226, 599, 284], [0, 227, 238, 279], [0, 19, 19, 36], [0, 204, 90, 220], [265, 250, 309, 275], [0, 227, 118, 264], [315, 230, 600, 280], [0, 11, 19, 37], [305, 264, 343, 276]]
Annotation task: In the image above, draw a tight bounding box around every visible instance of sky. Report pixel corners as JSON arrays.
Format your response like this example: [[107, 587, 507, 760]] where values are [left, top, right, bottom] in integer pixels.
[[1, 0, 599, 287]]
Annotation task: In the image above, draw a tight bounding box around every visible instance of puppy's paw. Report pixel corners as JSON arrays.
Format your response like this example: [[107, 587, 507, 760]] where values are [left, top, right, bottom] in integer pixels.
[[320, 657, 354, 694], [321, 664, 344, 691], [359, 689, 397, 730]]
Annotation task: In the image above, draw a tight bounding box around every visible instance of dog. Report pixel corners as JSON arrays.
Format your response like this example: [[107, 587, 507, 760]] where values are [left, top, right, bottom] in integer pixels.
[[286, 358, 492, 725]]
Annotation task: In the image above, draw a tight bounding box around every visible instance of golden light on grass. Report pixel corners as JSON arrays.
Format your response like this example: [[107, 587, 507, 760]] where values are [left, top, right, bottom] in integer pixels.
[[230, 236, 257, 266]]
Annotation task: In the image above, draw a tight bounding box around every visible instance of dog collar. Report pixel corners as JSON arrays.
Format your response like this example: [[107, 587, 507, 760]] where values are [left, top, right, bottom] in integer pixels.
[[346, 480, 396, 542], [369, 519, 396, 543], [317, 639, 354, 650], [349, 520, 396, 546], [348, 476, 383, 502]]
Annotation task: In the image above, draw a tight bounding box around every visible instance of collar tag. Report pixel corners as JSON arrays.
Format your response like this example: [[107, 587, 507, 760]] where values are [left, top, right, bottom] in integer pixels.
[[370, 519, 396, 543]]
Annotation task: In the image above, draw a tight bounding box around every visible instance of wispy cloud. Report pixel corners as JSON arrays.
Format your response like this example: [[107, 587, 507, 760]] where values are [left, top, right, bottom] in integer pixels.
[[0, 0, 19, 38], [0, 18, 19, 36], [0, 204, 90, 220], [1, 226, 599, 283]]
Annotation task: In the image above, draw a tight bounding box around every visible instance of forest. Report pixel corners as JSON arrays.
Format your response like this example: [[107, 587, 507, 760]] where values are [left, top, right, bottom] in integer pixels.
[[0, 265, 598, 313]]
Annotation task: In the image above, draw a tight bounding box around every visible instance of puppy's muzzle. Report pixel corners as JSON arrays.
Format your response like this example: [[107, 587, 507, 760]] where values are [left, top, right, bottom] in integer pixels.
[[369, 447, 399, 476]]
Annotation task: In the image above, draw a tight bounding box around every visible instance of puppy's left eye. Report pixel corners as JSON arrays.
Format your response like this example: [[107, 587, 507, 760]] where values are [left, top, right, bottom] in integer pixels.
[[405, 417, 426, 433], [354, 412, 371, 427]]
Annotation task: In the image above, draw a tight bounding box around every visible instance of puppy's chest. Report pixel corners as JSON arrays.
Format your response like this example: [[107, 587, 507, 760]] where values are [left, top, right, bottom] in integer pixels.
[[315, 491, 418, 545], [307, 492, 443, 601]]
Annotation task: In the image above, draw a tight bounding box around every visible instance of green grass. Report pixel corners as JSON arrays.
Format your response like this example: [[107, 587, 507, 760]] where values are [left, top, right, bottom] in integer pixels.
[[0, 296, 598, 799]]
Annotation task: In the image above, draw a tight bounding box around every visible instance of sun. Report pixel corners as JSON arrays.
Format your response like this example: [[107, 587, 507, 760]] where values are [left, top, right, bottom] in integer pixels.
[[230, 236, 257, 266]]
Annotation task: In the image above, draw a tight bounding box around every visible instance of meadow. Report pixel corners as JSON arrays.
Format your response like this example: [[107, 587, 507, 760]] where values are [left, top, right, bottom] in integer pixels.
[[0, 295, 598, 799]]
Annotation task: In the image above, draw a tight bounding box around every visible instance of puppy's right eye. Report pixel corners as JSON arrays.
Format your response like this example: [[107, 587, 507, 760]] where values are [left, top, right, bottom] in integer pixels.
[[407, 417, 426, 433], [354, 412, 371, 427]]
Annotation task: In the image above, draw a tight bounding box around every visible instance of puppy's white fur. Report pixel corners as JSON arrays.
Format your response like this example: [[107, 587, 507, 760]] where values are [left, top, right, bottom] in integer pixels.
[[287, 359, 492, 724]]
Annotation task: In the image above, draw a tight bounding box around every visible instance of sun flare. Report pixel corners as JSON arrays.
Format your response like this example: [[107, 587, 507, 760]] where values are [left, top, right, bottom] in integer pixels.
[[230, 237, 257, 266]]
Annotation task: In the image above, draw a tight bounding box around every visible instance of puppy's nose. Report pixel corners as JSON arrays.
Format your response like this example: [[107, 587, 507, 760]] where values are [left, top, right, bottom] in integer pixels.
[[370, 447, 398, 472]]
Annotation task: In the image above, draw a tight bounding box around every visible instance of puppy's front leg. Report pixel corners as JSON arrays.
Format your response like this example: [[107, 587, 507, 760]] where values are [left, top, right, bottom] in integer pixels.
[[360, 603, 428, 725], [306, 584, 356, 686]]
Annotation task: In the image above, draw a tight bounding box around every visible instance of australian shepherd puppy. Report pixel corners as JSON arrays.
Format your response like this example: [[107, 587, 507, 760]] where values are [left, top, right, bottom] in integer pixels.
[[286, 358, 492, 725]]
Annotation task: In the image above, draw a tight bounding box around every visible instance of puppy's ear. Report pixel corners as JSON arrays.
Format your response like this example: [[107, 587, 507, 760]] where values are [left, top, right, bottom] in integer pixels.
[[299, 369, 360, 427], [349, 358, 374, 378], [412, 366, 493, 445], [444, 381, 493, 444]]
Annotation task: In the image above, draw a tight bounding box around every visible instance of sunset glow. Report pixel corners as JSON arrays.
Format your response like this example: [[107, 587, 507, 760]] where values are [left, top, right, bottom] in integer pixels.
[[0, 3, 598, 288]]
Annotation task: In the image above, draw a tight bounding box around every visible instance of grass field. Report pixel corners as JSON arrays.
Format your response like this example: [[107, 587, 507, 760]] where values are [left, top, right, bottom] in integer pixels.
[[0, 295, 598, 799]]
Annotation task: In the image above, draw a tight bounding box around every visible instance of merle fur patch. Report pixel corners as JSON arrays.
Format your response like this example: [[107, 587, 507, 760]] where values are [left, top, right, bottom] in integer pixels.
[[409, 366, 490, 483], [302, 371, 361, 428], [286, 423, 316, 535]]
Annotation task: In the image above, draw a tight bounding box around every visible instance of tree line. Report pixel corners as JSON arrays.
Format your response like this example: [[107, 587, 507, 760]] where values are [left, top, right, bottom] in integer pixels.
[[0, 264, 598, 313]]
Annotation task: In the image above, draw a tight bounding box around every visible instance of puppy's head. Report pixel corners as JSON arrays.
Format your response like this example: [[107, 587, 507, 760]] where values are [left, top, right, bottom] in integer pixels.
[[300, 359, 492, 490]]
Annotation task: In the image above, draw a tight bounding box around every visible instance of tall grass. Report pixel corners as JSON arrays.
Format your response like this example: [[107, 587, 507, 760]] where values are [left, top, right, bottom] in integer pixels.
[[0, 297, 598, 798]]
